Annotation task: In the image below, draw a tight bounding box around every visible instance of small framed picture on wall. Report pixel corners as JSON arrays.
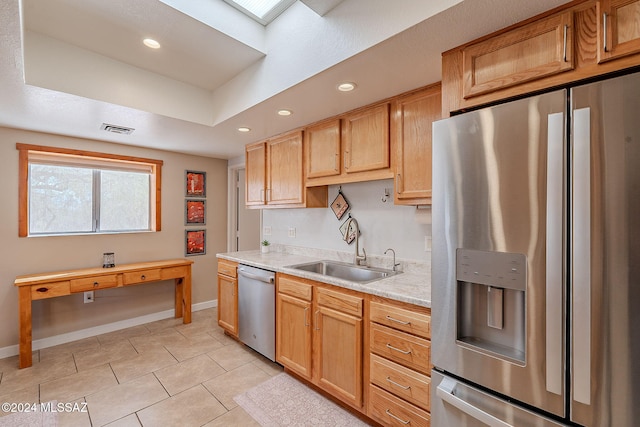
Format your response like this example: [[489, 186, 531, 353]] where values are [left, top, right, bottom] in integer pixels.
[[185, 170, 206, 197], [185, 199, 206, 225], [185, 229, 206, 256]]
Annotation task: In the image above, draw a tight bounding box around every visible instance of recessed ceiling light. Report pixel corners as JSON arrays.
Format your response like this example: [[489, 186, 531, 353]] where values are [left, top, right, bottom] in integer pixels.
[[277, 109, 292, 116], [337, 82, 356, 92], [143, 38, 161, 49], [237, 127, 251, 132]]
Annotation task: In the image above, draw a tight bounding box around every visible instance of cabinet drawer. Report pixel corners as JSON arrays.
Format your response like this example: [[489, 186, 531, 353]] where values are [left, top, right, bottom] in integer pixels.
[[31, 281, 71, 300], [316, 287, 362, 317], [369, 385, 430, 427], [277, 276, 312, 301], [70, 275, 118, 292], [370, 301, 430, 338], [370, 354, 430, 411], [161, 266, 189, 280], [217, 259, 237, 278], [370, 323, 430, 374], [122, 269, 162, 285]]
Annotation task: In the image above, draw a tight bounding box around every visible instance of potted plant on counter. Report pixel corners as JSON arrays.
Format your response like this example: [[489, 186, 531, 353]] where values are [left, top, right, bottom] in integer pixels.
[[261, 240, 270, 254]]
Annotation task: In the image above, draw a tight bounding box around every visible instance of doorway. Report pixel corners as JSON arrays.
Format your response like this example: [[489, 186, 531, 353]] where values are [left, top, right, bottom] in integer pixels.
[[229, 167, 260, 251]]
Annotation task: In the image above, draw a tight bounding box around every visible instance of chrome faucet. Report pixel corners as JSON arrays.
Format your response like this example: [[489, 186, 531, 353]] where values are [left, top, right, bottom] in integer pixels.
[[385, 248, 400, 272], [345, 217, 367, 266]]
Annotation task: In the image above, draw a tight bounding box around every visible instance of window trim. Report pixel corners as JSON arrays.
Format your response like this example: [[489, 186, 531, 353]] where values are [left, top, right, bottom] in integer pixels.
[[17, 143, 163, 237]]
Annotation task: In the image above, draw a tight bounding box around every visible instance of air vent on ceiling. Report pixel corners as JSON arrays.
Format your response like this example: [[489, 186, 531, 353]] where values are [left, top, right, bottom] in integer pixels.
[[100, 123, 134, 135]]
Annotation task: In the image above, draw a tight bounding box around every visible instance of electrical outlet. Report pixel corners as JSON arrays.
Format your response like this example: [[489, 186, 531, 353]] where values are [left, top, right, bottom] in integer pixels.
[[425, 236, 432, 251], [263, 226, 272, 236], [84, 291, 94, 303], [288, 227, 296, 238]]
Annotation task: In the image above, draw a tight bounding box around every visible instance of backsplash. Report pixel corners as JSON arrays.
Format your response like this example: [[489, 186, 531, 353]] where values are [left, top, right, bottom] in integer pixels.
[[262, 179, 431, 262]]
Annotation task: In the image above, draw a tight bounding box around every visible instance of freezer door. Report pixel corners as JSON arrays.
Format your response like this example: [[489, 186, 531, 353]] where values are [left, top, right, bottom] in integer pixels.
[[570, 71, 640, 426], [431, 371, 568, 427], [432, 90, 567, 416]]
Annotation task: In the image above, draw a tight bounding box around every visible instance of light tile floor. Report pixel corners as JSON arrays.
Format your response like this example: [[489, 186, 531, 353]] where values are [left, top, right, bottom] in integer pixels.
[[0, 308, 283, 426]]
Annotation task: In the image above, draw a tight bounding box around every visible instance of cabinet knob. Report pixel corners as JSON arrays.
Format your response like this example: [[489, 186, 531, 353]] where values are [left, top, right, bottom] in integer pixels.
[[141, 275, 146, 280], [36, 287, 49, 293], [93, 282, 99, 287]]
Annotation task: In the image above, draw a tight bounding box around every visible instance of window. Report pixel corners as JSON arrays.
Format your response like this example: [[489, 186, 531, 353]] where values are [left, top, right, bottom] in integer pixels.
[[222, 0, 296, 25], [17, 144, 162, 237]]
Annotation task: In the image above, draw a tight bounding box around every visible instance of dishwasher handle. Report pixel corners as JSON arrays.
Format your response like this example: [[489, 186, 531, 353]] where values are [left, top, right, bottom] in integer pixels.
[[238, 268, 275, 284]]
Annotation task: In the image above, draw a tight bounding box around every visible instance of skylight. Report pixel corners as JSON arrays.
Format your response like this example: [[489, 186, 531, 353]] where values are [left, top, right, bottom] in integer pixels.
[[223, 0, 296, 25]]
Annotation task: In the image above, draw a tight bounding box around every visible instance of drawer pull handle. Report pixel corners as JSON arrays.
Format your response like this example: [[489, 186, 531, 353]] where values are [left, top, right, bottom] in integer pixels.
[[36, 287, 49, 293], [386, 315, 411, 325], [141, 275, 146, 280], [385, 409, 410, 425], [386, 376, 411, 390], [386, 343, 412, 355], [93, 282, 99, 287]]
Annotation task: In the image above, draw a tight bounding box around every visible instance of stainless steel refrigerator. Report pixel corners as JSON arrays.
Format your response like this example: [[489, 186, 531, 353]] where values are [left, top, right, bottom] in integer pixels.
[[431, 70, 640, 426]]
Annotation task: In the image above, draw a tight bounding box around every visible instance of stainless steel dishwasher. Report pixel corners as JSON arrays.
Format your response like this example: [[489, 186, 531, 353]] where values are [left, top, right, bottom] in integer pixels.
[[237, 264, 276, 361]]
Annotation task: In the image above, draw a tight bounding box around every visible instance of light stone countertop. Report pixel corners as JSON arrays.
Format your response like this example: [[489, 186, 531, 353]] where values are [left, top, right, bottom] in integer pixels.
[[217, 245, 431, 308]]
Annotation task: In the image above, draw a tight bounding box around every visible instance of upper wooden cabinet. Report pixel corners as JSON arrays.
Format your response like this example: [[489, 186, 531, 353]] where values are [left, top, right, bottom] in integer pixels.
[[305, 103, 393, 186], [392, 84, 442, 205], [342, 103, 390, 174], [442, 0, 640, 114], [305, 119, 341, 180], [245, 130, 327, 209], [462, 11, 574, 99], [245, 142, 266, 207], [598, 0, 640, 62]]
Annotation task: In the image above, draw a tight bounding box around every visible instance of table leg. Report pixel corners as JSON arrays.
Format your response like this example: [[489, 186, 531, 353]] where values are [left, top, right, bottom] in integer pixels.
[[174, 274, 192, 324], [183, 271, 192, 324], [18, 287, 32, 368], [174, 278, 183, 319]]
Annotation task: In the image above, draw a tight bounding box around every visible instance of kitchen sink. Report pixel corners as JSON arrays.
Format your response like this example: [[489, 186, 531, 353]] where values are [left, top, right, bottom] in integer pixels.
[[285, 260, 401, 283]]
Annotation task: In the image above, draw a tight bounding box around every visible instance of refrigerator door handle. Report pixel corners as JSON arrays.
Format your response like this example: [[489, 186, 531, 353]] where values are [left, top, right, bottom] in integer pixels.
[[546, 112, 564, 396], [572, 107, 592, 405], [437, 377, 514, 427]]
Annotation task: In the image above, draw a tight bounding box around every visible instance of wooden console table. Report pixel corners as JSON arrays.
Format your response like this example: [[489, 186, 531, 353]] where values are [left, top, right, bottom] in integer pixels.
[[14, 259, 193, 368]]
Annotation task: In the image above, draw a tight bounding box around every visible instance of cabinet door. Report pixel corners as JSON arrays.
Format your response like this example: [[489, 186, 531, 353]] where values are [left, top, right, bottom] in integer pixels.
[[315, 305, 363, 408], [462, 10, 574, 98], [245, 142, 266, 207], [305, 119, 341, 179], [217, 274, 238, 336], [342, 103, 390, 174], [393, 85, 442, 205], [266, 131, 304, 205], [276, 293, 312, 379], [599, 0, 640, 62]]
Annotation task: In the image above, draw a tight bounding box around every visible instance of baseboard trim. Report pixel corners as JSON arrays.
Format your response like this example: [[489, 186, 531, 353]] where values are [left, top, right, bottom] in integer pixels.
[[0, 300, 217, 360]]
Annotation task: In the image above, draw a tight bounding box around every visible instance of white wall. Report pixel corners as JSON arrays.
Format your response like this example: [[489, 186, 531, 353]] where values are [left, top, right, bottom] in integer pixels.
[[262, 179, 431, 261], [0, 127, 227, 348]]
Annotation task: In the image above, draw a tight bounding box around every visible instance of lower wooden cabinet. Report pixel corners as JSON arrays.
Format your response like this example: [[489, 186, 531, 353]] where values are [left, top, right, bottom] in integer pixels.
[[276, 274, 364, 410], [276, 278, 313, 379], [217, 259, 238, 337], [369, 385, 431, 427], [368, 296, 432, 426], [315, 288, 364, 408], [275, 274, 433, 425]]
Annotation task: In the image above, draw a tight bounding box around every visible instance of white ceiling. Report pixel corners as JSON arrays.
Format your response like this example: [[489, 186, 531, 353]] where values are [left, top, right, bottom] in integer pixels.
[[0, 0, 570, 160]]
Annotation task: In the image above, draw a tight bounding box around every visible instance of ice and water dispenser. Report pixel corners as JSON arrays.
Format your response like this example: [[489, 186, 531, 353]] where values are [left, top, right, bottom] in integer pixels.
[[456, 249, 527, 365]]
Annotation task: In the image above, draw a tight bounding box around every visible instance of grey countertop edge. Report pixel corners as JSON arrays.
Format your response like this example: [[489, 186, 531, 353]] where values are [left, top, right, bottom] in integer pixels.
[[217, 250, 431, 308]]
